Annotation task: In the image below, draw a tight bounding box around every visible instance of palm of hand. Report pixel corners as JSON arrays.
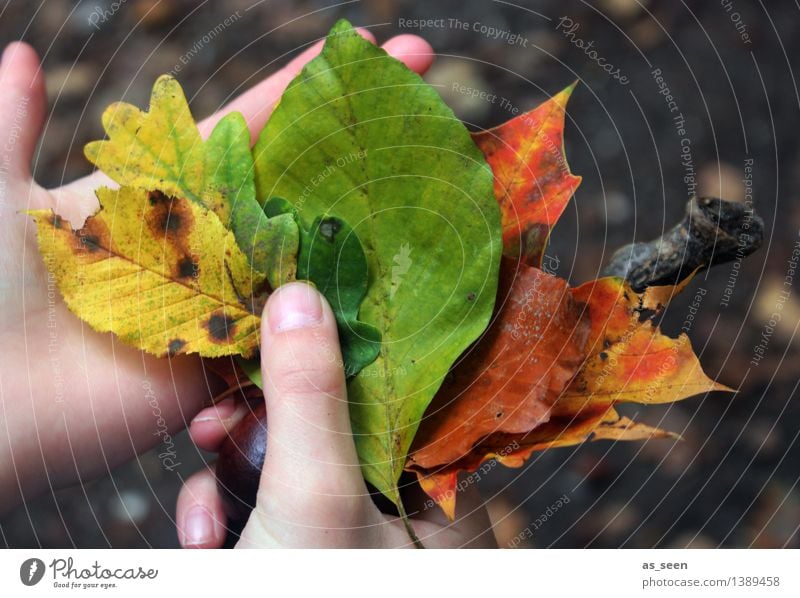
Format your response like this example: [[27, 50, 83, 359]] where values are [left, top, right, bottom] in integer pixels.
[[1, 36, 495, 550], [0, 165, 206, 500]]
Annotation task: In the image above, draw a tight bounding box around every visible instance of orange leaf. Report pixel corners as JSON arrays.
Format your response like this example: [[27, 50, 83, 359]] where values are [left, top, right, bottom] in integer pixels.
[[408, 258, 590, 471], [560, 276, 731, 414], [472, 84, 582, 266], [410, 406, 679, 520], [407, 275, 729, 519]]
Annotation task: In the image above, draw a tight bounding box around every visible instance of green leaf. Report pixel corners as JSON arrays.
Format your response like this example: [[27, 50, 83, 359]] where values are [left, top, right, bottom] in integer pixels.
[[205, 113, 299, 287], [237, 356, 263, 389], [85, 76, 298, 288], [253, 20, 502, 503], [264, 197, 380, 378], [298, 216, 381, 378]]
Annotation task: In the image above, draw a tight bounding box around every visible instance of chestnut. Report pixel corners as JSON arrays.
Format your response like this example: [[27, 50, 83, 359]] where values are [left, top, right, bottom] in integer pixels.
[[215, 399, 406, 524], [216, 401, 267, 522]]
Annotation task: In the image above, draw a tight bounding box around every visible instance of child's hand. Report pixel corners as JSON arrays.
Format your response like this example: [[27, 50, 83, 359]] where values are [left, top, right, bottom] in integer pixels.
[[0, 31, 434, 512], [177, 283, 497, 548]]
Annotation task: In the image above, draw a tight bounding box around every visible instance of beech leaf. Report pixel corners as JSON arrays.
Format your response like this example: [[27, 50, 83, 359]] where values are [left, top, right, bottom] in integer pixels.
[[408, 257, 590, 472], [253, 20, 502, 503], [408, 272, 729, 519], [29, 188, 265, 358]]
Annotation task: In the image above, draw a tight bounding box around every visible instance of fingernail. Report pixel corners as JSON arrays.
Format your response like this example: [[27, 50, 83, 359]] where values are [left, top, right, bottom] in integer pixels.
[[181, 505, 215, 548], [267, 282, 323, 333], [192, 398, 237, 424]]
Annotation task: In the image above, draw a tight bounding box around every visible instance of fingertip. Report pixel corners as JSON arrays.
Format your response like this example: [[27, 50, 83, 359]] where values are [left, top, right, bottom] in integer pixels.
[[354, 27, 377, 45], [177, 467, 228, 549], [382, 34, 435, 75], [263, 281, 325, 337], [1, 41, 44, 92], [189, 399, 248, 452], [0, 41, 46, 178]]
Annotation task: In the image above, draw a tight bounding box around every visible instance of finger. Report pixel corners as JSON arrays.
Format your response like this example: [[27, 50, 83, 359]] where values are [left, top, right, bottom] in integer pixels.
[[189, 398, 249, 452], [256, 283, 370, 522], [197, 27, 376, 139], [0, 42, 46, 181], [176, 465, 228, 549], [381, 34, 435, 75], [197, 31, 433, 141]]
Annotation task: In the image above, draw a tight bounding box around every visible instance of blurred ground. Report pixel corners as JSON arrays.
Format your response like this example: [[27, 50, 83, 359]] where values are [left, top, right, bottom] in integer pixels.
[[1, 0, 797, 548]]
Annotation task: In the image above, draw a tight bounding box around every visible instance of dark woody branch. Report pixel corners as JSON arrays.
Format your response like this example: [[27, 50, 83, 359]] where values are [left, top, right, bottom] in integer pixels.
[[602, 196, 764, 291]]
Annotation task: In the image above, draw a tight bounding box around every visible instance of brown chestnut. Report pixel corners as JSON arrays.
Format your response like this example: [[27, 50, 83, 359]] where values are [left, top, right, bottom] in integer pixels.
[[216, 401, 266, 522], [216, 399, 408, 524]]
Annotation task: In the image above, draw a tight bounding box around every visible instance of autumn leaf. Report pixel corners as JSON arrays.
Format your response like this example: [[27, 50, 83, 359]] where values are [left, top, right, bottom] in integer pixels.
[[297, 215, 381, 378], [472, 84, 581, 267], [408, 257, 590, 472], [413, 406, 677, 520], [408, 273, 729, 519], [29, 187, 265, 358], [253, 20, 502, 504], [85, 76, 298, 288], [558, 276, 730, 411], [241, 198, 382, 383]]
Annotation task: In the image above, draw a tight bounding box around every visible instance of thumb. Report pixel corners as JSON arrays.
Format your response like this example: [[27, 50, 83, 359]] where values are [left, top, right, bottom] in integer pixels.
[[253, 282, 372, 536], [0, 42, 46, 182]]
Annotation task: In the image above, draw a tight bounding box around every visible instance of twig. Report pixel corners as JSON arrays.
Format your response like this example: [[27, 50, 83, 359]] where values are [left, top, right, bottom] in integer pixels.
[[602, 196, 763, 291]]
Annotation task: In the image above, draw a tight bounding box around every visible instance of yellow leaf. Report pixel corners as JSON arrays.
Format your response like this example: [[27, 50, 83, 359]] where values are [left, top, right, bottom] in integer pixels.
[[85, 76, 214, 209], [85, 75, 206, 199], [83, 75, 299, 288], [29, 187, 265, 358]]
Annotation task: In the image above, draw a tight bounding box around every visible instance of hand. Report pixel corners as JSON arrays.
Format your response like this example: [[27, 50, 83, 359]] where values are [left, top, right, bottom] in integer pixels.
[[177, 283, 497, 548], [0, 30, 435, 512]]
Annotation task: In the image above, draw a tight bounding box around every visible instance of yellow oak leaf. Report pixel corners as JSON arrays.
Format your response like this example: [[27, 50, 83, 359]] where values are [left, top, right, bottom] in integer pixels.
[[29, 187, 266, 358], [85, 76, 210, 207], [84, 75, 298, 288]]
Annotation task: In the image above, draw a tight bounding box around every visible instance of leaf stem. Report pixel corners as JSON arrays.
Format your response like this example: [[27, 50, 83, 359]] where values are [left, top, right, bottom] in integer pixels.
[[209, 379, 255, 405], [396, 496, 425, 549]]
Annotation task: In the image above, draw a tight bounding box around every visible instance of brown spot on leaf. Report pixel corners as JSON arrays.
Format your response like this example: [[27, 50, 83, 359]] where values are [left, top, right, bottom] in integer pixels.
[[148, 190, 169, 205], [147, 191, 194, 242], [50, 214, 63, 229], [467, 292, 476, 302], [207, 312, 237, 342], [599, 351, 608, 361], [79, 234, 101, 252], [177, 255, 198, 279], [71, 213, 112, 257], [167, 338, 186, 356], [162, 210, 181, 233]]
